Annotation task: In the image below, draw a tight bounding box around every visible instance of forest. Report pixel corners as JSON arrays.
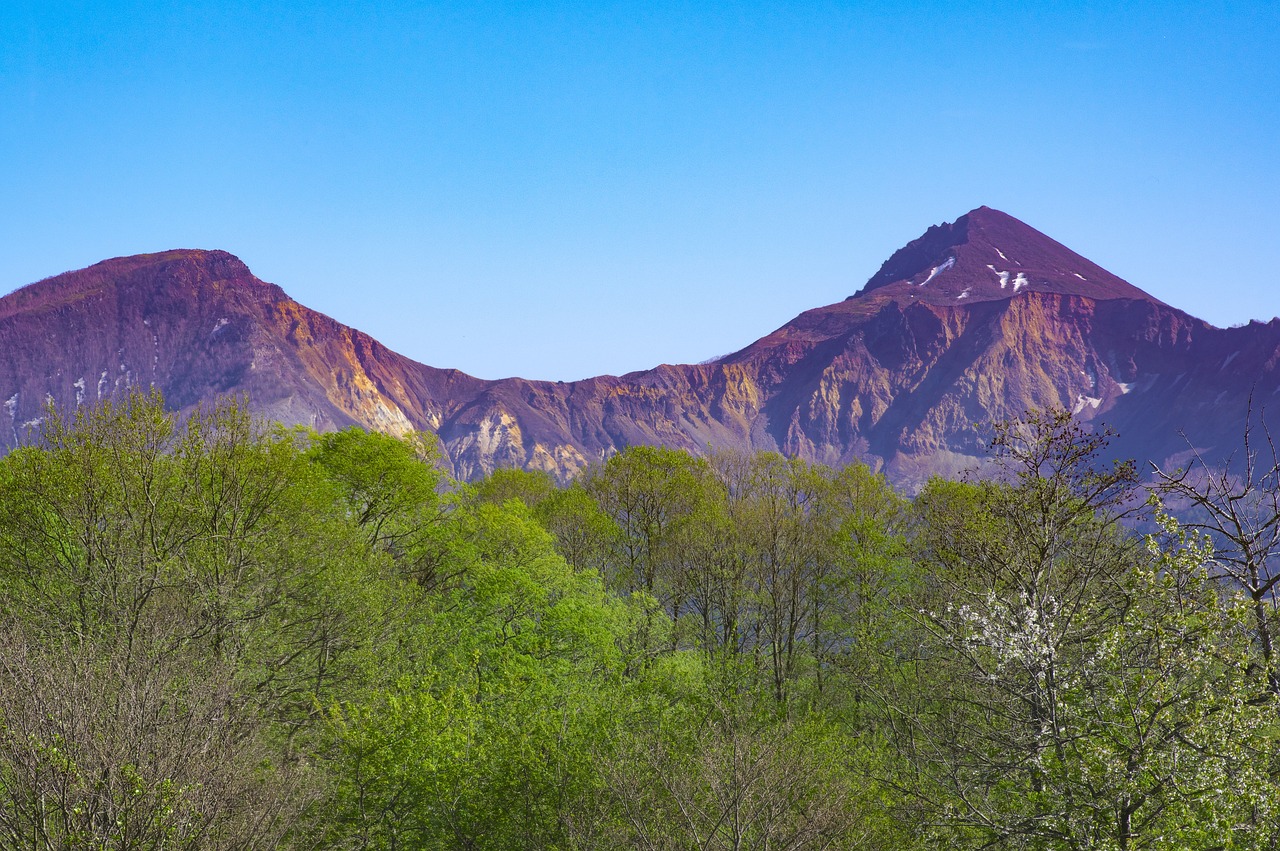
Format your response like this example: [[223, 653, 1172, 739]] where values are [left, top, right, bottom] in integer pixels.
[[1, 389, 1278, 850]]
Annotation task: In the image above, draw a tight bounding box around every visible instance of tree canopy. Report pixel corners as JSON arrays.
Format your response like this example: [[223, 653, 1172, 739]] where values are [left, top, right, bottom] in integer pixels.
[[0, 393, 1275, 850]]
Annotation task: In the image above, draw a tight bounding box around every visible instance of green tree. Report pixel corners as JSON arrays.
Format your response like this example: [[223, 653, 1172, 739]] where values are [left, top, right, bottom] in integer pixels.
[[307, 427, 456, 591], [813, 460, 912, 703], [317, 500, 637, 850], [534, 482, 621, 575], [473, 466, 557, 509], [585, 446, 712, 655]]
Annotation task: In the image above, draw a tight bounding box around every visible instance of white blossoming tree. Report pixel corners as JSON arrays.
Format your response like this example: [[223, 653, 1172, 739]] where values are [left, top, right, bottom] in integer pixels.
[[895, 411, 1280, 849]]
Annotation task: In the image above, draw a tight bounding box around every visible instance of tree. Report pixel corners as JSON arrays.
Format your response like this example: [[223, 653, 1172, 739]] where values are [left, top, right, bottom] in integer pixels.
[[1151, 408, 1280, 692], [307, 427, 456, 591], [601, 659, 868, 851], [891, 410, 1280, 848], [585, 446, 712, 655], [473, 467, 557, 509], [534, 482, 622, 575], [316, 500, 636, 850], [0, 622, 307, 850], [0, 391, 406, 847], [0, 388, 197, 644], [814, 460, 912, 703], [714, 451, 830, 705]]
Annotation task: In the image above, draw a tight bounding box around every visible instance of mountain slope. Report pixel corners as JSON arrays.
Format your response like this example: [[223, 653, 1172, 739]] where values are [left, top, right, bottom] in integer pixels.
[[0, 250, 483, 447], [2, 210, 1276, 487], [698, 206, 1273, 485]]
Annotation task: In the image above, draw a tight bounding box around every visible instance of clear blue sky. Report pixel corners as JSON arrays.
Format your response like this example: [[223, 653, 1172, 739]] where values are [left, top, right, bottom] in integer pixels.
[[2, 1, 1277, 381]]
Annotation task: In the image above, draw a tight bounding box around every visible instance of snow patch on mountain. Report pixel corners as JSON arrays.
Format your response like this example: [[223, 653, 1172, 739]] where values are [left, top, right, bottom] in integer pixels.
[[919, 256, 955, 287], [1073, 394, 1102, 414]]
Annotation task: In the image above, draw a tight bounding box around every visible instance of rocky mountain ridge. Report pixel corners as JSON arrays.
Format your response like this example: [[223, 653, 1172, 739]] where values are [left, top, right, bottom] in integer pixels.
[[2, 208, 1275, 489]]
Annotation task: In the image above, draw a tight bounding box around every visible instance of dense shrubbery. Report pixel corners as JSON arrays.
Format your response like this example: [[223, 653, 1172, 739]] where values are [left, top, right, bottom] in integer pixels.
[[0, 392, 1276, 849]]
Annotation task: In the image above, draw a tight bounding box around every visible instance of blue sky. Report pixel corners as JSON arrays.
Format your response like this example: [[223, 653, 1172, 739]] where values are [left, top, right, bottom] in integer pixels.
[[2, 1, 1277, 381]]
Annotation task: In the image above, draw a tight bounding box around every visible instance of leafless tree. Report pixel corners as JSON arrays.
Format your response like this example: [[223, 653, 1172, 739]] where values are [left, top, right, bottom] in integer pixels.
[[603, 686, 864, 851], [0, 621, 312, 850], [1151, 401, 1280, 693]]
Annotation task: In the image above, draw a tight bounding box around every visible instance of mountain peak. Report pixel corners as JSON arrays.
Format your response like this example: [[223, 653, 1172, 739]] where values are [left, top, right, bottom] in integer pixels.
[[71, 249, 259, 296], [851, 207, 1159, 306], [0, 250, 267, 322]]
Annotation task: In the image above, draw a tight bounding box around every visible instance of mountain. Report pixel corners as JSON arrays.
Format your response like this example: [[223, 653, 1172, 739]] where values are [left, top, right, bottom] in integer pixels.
[[2, 208, 1277, 488], [0, 249, 486, 441]]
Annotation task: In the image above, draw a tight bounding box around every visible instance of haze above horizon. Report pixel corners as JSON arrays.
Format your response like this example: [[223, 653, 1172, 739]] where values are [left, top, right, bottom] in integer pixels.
[[2, 1, 1277, 382]]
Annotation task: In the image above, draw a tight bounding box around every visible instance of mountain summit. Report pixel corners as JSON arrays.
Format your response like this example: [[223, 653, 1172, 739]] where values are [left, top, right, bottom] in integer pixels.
[[0, 209, 1274, 488], [853, 206, 1158, 305]]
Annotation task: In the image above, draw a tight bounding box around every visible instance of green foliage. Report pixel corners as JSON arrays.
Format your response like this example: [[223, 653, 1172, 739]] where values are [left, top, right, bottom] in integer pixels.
[[317, 500, 633, 849], [306, 427, 455, 590], [0, 390, 387, 846], [473, 466, 557, 509], [534, 482, 621, 574], [4, 396, 1278, 850]]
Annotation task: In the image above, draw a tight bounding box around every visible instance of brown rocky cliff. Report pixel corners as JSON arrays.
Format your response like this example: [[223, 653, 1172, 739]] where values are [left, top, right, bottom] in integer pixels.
[[0, 251, 485, 463]]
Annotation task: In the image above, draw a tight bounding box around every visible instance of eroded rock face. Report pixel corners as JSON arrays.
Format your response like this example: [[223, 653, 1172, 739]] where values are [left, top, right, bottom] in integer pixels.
[[0, 250, 482, 470], [2, 209, 1276, 489]]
